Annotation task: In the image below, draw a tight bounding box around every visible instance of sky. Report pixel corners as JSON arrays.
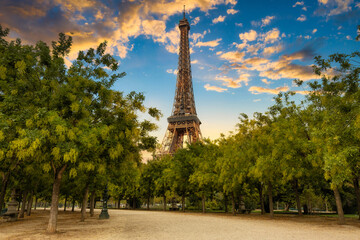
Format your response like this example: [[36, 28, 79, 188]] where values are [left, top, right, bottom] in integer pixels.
[[1, 0, 359, 145]]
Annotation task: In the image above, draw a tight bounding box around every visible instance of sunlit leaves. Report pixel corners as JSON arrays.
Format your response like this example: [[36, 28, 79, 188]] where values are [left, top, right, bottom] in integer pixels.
[[15, 60, 26, 75], [63, 149, 78, 163], [109, 143, 123, 160]]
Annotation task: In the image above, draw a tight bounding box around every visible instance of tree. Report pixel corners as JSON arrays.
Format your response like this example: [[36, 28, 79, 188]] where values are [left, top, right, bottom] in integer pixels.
[[0, 26, 161, 233], [297, 50, 360, 224], [169, 147, 195, 212], [189, 140, 219, 213]]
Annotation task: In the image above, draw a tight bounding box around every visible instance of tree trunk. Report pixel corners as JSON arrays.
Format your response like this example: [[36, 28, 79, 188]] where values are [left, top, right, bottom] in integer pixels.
[[303, 204, 309, 214], [0, 171, 10, 211], [231, 192, 236, 216], [325, 199, 328, 212], [353, 177, 360, 220], [117, 198, 121, 209], [333, 187, 345, 225], [132, 198, 136, 209], [294, 180, 302, 216], [19, 190, 28, 218], [259, 185, 264, 215], [163, 195, 166, 211], [27, 193, 33, 216], [34, 196, 37, 210], [64, 195, 67, 211], [90, 190, 95, 217], [224, 193, 228, 213], [284, 203, 290, 211], [268, 182, 274, 218], [147, 194, 150, 210], [201, 193, 206, 213], [46, 165, 67, 234], [71, 199, 75, 212], [182, 195, 185, 212], [44, 202, 46, 210], [80, 184, 89, 222]]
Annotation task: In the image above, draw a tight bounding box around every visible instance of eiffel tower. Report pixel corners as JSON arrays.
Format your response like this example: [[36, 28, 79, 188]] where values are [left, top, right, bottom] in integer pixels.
[[161, 8, 202, 154]]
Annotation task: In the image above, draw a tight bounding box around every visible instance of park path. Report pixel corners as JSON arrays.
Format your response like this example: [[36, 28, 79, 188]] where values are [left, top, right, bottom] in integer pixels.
[[1, 209, 360, 239]]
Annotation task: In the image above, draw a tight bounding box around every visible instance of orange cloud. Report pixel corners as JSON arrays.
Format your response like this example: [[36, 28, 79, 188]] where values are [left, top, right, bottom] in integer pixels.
[[262, 28, 280, 43], [263, 44, 283, 56], [227, 9, 238, 15], [239, 30, 257, 42], [249, 86, 289, 94], [261, 16, 275, 27], [204, 84, 227, 92], [213, 15, 226, 24], [195, 38, 222, 47], [219, 51, 245, 63]]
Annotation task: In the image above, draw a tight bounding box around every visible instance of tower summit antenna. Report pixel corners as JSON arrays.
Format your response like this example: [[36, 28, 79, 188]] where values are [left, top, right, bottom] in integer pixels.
[[183, 5, 185, 19]]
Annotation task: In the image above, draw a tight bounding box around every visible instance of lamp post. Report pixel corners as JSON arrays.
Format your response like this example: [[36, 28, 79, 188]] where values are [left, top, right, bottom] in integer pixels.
[[99, 185, 110, 219]]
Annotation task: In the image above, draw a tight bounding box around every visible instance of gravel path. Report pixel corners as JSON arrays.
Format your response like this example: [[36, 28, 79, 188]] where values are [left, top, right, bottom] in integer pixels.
[[1, 209, 359, 239]]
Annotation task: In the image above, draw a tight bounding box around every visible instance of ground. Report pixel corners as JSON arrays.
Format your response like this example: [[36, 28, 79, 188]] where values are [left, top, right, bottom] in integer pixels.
[[1, 209, 360, 239]]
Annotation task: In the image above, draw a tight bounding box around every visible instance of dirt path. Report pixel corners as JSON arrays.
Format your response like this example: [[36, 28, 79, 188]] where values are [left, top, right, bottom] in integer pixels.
[[1, 209, 359, 239]]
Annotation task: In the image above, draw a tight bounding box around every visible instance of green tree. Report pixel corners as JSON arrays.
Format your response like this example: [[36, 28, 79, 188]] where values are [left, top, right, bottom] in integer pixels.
[[297, 50, 360, 224], [189, 140, 219, 213], [169, 147, 195, 212]]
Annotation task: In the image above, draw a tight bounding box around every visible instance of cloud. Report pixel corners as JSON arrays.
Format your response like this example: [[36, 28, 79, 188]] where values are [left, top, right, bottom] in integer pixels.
[[191, 17, 200, 25], [247, 43, 263, 55], [191, 59, 199, 64], [312, 28, 318, 34], [226, 0, 238, 4], [142, 19, 167, 41], [235, 23, 243, 27], [297, 14, 307, 21], [215, 74, 250, 88], [346, 35, 352, 40], [204, 84, 227, 92], [244, 57, 269, 66], [249, 86, 289, 94], [195, 38, 222, 47], [292, 90, 310, 95], [316, 0, 354, 16], [166, 69, 178, 75], [328, 0, 354, 16], [253, 99, 261, 102], [251, 16, 275, 27], [261, 16, 275, 27], [219, 51, 245, 62], [227, 9, 238, 14], [262, 28, 280, 43], [246, 45, 321, 81], [239, 30, 257, 42], [0, 0, 234, 60], [213, 15, 226, 23], [234, 42, 248, 50], [263, 44, 283, 56], [191, 30, 207, 43], [293, 1, 304, 7], [261, 79, 271, 85], [259, 61, 319, 81]]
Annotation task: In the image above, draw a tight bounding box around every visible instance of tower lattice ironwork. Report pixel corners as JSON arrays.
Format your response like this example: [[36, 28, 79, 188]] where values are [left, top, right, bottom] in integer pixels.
[[161, 9, 202, 154]]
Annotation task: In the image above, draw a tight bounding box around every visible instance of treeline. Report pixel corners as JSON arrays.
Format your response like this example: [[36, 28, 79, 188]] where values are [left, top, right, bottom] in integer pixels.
[[130, 50, 360, 225], [0, 26, 160, 233]]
